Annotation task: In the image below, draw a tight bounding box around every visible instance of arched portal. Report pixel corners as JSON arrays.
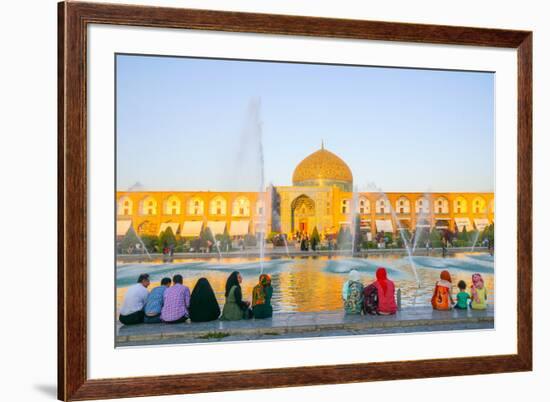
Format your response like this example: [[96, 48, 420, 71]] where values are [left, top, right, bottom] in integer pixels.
[[291, 195, 316, 234]]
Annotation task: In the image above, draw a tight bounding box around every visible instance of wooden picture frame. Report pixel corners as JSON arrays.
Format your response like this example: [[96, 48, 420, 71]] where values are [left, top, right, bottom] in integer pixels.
[[58, 1, 532, 400]]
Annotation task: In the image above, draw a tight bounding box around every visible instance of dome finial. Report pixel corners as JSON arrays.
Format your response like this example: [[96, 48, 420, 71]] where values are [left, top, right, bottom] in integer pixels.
[[321, 139, 324, 150]]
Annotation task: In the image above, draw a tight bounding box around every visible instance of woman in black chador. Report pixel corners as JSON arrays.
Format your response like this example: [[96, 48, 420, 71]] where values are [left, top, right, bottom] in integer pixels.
[[189, 277, 220, 322]]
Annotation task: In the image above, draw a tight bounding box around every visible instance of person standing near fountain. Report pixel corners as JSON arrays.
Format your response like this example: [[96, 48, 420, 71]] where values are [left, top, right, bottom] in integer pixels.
[[252, 274, 273, 319], [431, 270, 454, 310], [371, 268, 397, 315], [220, 271, 252, 320], [342, 270, 364, 315], [119, 273, 150, 325]]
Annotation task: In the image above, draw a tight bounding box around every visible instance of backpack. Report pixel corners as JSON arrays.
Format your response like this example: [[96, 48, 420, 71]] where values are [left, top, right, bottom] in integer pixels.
[[431, 284, 450, 310], [344, 281, 364, 314], [363, 284, 379, 315]]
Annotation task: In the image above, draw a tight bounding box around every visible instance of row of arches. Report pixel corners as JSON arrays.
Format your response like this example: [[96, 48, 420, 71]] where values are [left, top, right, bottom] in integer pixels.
[[340, 196, 493, 215], [118, 195, 265, 217]]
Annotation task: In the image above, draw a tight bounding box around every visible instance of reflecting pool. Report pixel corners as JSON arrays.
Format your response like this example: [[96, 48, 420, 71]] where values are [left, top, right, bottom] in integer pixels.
[[116, 253, 494, 313]]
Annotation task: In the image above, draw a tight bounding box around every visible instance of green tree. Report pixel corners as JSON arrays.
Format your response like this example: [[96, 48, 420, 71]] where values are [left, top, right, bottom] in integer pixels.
[[459, 226, 470, 242], [158, 226, 176, 249], [200, 227, 215, 249], [120, 227, 140, 254], [311, 226, 320, 250], [140, 234, 160, 253], [429, 228, 442, 247]]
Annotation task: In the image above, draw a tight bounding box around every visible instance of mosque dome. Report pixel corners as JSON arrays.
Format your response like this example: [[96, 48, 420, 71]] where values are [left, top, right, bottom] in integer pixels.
[[292, 143, 353, 191]]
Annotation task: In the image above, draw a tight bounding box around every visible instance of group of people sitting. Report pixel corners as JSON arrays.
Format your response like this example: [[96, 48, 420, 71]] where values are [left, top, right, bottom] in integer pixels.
[[341, 267, 398, 315], [431, 270, 488, 310], [120, 266, 489, 326], [341, 267, 489, 315], [119, 271, 273, 325]]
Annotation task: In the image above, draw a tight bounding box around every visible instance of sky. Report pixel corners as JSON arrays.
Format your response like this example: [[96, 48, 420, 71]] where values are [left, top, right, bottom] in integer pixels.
[[116, 54, 494, 193]]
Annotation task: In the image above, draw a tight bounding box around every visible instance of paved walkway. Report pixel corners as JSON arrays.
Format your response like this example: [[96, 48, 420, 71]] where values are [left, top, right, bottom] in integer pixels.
[[117, 306, 494, 347]]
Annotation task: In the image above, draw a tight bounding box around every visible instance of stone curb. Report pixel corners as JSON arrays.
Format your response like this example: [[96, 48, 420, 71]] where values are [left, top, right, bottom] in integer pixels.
[[117, 314, 494, 344]]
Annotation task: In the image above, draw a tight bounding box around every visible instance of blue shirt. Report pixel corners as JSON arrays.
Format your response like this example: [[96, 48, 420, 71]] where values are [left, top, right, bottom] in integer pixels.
[[144, 286, 167, 315]]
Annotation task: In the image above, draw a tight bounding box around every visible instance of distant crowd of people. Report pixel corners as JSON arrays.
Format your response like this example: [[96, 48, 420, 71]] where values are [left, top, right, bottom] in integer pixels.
[[119, 271, 273, 325]]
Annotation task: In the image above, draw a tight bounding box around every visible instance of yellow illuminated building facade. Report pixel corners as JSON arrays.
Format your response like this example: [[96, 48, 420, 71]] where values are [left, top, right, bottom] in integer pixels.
[[116, 145, 494, 239]]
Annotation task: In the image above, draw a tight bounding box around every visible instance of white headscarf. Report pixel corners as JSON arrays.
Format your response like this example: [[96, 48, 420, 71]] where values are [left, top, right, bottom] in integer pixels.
[[349, 269, 360, 282]]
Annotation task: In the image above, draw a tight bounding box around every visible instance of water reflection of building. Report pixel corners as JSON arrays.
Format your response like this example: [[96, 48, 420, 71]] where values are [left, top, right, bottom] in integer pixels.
[[116, 144, 494, 239]]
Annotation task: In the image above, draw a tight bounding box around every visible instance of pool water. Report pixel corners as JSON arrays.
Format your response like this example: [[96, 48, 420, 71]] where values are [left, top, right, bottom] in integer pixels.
[[116, 253, 494, 313]]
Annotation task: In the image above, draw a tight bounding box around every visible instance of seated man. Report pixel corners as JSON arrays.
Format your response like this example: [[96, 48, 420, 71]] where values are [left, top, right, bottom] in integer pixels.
[[143, 277, 172, 323], [161, 274, 190, 323], [119, 273, 150, 325]]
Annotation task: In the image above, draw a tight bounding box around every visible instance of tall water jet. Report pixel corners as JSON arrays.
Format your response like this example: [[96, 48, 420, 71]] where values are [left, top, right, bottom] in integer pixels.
[[130, 227, 152, 260], [470, 207, 489, 252], [271, 207, 290, 258], [386, 193, 420, 286], [235, 98, 267, 273], [349, 185, 360, 257], [412, 192, 431, 253]]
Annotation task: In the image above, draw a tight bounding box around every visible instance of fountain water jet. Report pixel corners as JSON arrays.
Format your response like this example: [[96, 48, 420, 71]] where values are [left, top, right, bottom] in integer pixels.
[[236, 98, 267, 274], [387, 194, 420, 287], [349, 186, 360, 256], [131, 227, 152, 260], [367, 182, 420, 287], [412, 192, 431, 253]]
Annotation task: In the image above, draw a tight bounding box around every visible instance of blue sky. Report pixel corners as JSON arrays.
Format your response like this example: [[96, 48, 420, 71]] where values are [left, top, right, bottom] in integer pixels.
[[116, 54, 494, 192]]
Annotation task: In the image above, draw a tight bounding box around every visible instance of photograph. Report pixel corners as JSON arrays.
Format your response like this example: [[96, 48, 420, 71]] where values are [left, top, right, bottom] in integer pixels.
[[115, 54, 495, 347]]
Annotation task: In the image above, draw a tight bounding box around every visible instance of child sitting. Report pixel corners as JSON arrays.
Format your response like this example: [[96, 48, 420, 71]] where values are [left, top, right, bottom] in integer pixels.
[[470, 273, 488, 310], [454, 280, 470, 310]]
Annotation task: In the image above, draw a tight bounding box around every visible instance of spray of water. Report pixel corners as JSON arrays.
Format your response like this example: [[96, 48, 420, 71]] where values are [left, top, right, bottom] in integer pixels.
[[236, 98, 267, 273], [349, 186, 360, 256], [367, 182, 420, 286], [271, 207, 290, 257], [130, 227, 152, 260], [387, 194, 420, 286], [412, 192, 431, 253]]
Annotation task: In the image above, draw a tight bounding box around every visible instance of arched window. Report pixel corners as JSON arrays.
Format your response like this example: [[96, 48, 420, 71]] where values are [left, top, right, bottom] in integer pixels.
[[163, 195, 181, 215], [341, 199, 350, 214], [395, 196, 411, 214], [415, 197, 430, 214], [472, 197, 487, 214], [434, 196, 449, 214], [359, 197, 370, 214], [117, 196, 133, 216], [187, 197, 204, 216], [209, 196, 227, 216], [376, 198, 389, 214], [232, 197, 250, 217], [453, 196, 468, 214], [139, 196, 158, 216]]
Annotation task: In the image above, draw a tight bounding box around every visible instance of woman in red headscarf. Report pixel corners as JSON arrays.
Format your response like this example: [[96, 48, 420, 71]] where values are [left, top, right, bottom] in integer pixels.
[[431, 270, 454, 310], [372, 267, 397, 315]]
